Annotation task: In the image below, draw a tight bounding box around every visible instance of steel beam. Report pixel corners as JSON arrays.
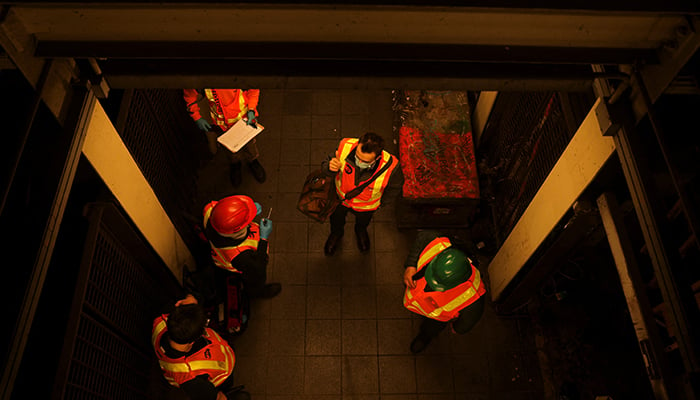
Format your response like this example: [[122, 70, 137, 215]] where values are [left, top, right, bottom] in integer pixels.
[[597, 192, 675, 400]]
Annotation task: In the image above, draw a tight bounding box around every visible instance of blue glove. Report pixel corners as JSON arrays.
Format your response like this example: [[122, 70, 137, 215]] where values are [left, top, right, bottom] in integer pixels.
[[255, 202, 262, 216], [259, 218, 272, 239], [195, 118, 211, 132], [246, 110, 257, 126]]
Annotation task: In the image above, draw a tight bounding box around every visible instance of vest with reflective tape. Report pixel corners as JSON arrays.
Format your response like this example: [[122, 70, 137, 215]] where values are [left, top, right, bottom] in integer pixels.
[[152, 315, 235, 388], [403, 237, 486, 321], [204, 89, 248, 130], [203, 201, 261, 273], [334, 138, 398, 211]]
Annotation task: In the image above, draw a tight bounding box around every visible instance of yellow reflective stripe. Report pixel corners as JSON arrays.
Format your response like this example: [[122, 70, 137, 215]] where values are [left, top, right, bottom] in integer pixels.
[[211, 244, 234, 270], [189, 360, 228, 373], [432, 268, 482, 314], [211, 345, 235, 386], [203, 206, 213, 223], [409, 300, 431, 316], [369, 152, 392, 199], [417, 240, 451, 269], [159, 359, 192, 373], [152, 319, 167, 347]]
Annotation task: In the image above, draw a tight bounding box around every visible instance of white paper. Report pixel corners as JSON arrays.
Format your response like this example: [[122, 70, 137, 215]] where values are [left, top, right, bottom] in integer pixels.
[[216, 118, 264, 153]]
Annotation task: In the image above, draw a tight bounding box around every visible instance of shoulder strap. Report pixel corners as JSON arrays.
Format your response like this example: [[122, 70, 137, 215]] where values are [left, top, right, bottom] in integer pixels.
[[344, 155, 394, 200]]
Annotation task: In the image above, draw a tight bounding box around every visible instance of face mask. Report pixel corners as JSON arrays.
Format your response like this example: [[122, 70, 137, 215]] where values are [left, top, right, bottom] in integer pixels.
[[355, 154, 376, 169]]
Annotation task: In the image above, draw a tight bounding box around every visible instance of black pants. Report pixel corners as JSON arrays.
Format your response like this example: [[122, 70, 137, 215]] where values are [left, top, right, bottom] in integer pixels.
[[418, 296, 486, 339], [330, 204, 375, 235]]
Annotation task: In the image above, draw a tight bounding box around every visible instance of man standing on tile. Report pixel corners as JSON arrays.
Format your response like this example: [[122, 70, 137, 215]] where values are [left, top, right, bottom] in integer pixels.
[[152, 293, 250, 400], [184, 88, 266, 187], [322, 132, 399, 255], [402, 230, 486, 353], [202, 195, 281, 299]]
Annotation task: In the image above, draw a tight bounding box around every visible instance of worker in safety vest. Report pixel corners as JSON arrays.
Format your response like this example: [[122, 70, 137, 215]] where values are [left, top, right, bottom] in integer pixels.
[[323, 132, 399, 255], [152, 294, 250, 400], [202, 195, 281, 299], [184, 89, 266, 187], [403, 230, 486, 353]]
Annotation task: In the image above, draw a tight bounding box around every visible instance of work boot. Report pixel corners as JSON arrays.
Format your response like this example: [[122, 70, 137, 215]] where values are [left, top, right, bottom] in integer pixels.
[[355, 227, 370, 252], [251, 283, 282, 299], [248, 159, 267, 183], [410, 332, 433, 354], [229, 162, 243, 187], [324, 232, 343, 256]]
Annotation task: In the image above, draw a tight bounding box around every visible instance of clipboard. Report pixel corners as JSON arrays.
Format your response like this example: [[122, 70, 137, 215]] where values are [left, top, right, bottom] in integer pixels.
[[216, 119, 265, 153]]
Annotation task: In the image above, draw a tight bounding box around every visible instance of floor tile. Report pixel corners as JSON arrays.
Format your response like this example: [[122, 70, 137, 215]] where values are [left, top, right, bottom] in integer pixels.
[[308, 253, 343, 285], [375, 251, 406, 285], [273, 222, 309, 252], [266, 356, 305, 394], [274, 192, 309, 222], [282, 115, 312, 139], [452, 355, 490, 393], [307, 285, 342, 319], [313, 91, 342, 115], [312, 115, 342, 139], [284, 90, 313, 115], [270, 284, 306, 319], [280, 139, 310, 166], [308, 222, 331, 254], [305, 356, 342, 395], [378, 356, 416, 394], [234, 355, 268, 394], [341, 114, 370, 137], [339, 252, 376, 286], [417, 395, 455, 400], [269, 319, 306, 356], [310, 139, 340, 165], [277, 165, 312, 193], [342, 286, 377, 319], [342, 319, 377, 355], [341, 91, 370, 115], [376, 284, 412, 319], [271, 253, 308, 285], [377, 319, 414, 355], [258, 89, 284, 115], [306, 320, 341, 355], [342, 356, 379, 394], [415, 356, 454, 393], [231, 318, 270, 357]]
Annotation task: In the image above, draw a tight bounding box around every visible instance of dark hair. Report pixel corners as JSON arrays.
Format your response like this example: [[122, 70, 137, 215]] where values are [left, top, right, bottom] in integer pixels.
[[358, 132, 385, 156], [167, 303, 206, 344]]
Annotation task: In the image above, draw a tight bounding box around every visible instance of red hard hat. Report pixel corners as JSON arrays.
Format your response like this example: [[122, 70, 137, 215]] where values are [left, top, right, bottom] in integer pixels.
[[209, 195, 257, 234]]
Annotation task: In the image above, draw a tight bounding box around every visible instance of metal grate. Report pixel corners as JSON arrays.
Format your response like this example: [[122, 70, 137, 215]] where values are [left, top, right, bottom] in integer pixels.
[[56, 203, 182, 399], [117, 89, 200, 252], [482, 92, 593, 240]]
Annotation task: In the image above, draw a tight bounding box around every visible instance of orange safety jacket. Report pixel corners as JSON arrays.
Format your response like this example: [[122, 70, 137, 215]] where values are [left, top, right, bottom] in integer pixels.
[[203, 201, 262, 273], [334, 138, 398, 211], [403, 237, 486, 322], [184, 89, 260, 130], [152, 315, 235, 388]]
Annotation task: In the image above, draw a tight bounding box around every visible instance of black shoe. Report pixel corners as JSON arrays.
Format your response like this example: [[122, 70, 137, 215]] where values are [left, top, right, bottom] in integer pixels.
[[253, 283, 281, 299], [248, 159, 266, 183], [229, 162, 243, 187], [324, 232, 343, 256], [355, 228, 370, 252], [410, 333, 432, 354]]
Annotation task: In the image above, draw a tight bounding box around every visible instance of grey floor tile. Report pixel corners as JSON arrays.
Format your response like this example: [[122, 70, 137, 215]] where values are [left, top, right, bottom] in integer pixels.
[[372, 203, 397, 222], [485, 317, 521, 353], [306, 320, 341, 355], [308, 253, 343, 285], [342, 356, 378, 394], [258, 89, 284, 115], [373, 222, 412, 254], [250, 296, 272, 321], [271, 253, 308, 285], [266, 356, 305, 394], [450, 318, 486, 355], [275, 192, 309, 222], [308, 222, 331, 253], [270, 284, 307, 319], [313, 90, 342, 115], [269, 319, 306, 356], [381, 396, 417, 400], [278, 165, 312, 193], [415, 356, 454, 393], [280, 139, 311, 166], [342, 286, 377, 319], [234, 355, 268, 394], [310, 139, 340, 165], [341, 91, 370, 115], [375, 251, 406, 285], [284, 90, 313, 115], [282, 115, 312, 139], [339, 252, 376, 286], [417, 395, 455, 400], [260, 113, 283, 142], [342, 395, 379, 400], [378, 356, 417, 394], [273, 222, 309, 252], [452, 355, 490, 393], [342, 319, 377, 355], [307, 285, 341, 319], [305, 356, 341, 395], [376, 284, 412, 319], [341, 114, 370, 137], [231, 318, 270, 357], [312, 115, 342, 139], [377, 319, 414, 355]]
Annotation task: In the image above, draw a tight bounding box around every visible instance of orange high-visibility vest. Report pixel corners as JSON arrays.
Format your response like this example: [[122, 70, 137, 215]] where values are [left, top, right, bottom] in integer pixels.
[[403, 237, 486, 322], [203, 201, 262, 273], [334, 138, 398, 212], [184, 89, 259, 130], [152, 315, 235, 388]]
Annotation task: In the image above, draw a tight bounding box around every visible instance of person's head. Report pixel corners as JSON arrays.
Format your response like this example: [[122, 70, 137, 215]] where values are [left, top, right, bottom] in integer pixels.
[[356, 132, 385, 167], [210, 195, 258, 238], [167, 303, 207, 345], [424, 248, 473, 292]]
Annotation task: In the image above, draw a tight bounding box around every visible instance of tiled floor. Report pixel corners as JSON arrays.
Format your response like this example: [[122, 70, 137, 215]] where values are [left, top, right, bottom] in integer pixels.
[[194, 89, 543, 399]]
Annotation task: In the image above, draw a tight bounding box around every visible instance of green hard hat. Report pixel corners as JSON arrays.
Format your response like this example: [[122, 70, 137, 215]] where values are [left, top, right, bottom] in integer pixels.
[[424, 248, 472, 292]]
